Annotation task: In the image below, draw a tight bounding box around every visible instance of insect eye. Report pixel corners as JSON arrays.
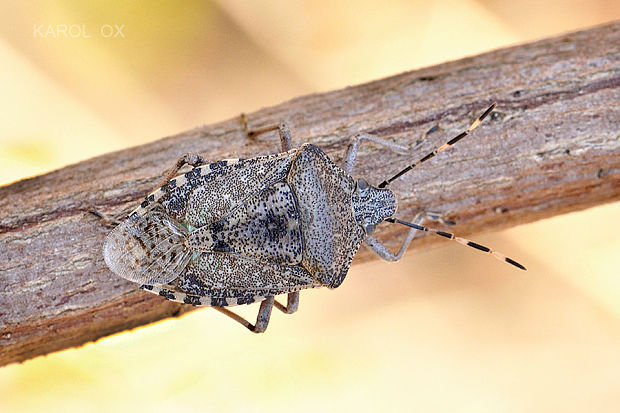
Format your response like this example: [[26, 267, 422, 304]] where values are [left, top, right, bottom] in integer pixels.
[[357, 179, 369, 190], [364, 224, 376, 235]]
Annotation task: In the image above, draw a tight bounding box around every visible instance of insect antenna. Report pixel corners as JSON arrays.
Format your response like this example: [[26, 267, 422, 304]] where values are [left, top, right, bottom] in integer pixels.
[[378, 103, 496, 188], [385, 217, 526, 270]]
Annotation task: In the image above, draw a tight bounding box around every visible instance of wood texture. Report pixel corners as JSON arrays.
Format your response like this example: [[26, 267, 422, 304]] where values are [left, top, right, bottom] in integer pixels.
[[1, 22, 619, 366]]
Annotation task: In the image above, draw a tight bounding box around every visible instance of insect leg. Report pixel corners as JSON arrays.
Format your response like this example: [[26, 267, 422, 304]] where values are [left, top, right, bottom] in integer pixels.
[[240, 113, 293, 151], [213, 296, 275, 333], [88, 209, 125, 228], [252, 297, 275, 332], [343, 133, 411, 174], [160, 153, 208, 186], [363, 211, 438, 262], [273, 292, 299, 314], [276, 123, 293, 151]]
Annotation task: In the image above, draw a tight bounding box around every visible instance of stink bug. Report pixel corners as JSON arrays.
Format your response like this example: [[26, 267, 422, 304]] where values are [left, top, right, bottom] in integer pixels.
[[102, 103, 525, 333]]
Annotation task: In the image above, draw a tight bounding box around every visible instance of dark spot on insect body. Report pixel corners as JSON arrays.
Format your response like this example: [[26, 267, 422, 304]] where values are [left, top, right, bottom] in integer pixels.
[[237, 295, 256, 305], [159, 289, 176, 300], [214, 240, 231, 252], [210, 221, 225, 232], [141, 200, 149, 208], [179, 274, 203, 296], [209, 161, 226, 171], [211, 297, 228, 307], [135, 234, 147, 251], [167, 197, 184, 216], [141, 284, 154, 291], [147, 194, 155, 202], [184, 295, 201, 306]]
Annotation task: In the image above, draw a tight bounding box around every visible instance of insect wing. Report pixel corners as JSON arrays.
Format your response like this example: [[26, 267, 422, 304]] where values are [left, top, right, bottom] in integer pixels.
[[145, 251, 319, 307], [157, 152, 296, 228], [103, 207, 192, 285]]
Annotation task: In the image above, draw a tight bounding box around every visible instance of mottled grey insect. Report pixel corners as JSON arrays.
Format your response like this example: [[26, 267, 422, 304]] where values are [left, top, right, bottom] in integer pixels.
[[103, 103, 525, 333]]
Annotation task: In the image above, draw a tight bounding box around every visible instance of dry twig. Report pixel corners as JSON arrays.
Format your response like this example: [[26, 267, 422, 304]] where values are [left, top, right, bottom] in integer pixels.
[[1, 22, 619, 366]]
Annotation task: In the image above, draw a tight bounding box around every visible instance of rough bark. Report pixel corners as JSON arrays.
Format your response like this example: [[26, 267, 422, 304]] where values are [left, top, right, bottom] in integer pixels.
[[1, 22, 619, 366]]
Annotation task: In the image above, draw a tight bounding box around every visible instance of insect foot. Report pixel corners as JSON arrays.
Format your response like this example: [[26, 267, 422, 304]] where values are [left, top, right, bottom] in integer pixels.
[[102, 104, 525, 333]]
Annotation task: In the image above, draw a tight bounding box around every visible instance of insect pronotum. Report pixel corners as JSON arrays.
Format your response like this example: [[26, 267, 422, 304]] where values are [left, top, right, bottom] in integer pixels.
[[102, 103, 525, 333]]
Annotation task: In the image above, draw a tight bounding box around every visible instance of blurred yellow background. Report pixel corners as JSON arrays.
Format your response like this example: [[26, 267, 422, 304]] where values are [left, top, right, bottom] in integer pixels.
[[1, 1, 619, 412]]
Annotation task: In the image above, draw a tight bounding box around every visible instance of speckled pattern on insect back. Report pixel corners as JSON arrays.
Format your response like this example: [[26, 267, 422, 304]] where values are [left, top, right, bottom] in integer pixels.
[[104, 144, 366, 307]]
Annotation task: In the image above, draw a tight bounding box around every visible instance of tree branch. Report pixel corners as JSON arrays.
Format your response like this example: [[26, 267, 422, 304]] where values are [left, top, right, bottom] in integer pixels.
[[1, 22, 619, 366]]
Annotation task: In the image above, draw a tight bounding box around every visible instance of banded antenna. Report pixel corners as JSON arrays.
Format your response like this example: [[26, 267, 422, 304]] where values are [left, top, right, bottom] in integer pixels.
[[380, 103, 525, 270], [386, 217, 526, 270], [378, 103, 496, 188]]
